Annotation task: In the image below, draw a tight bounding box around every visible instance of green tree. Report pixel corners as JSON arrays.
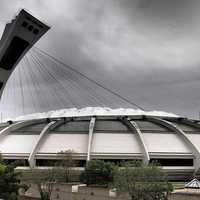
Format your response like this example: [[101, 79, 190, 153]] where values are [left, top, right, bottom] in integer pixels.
[[80, 160, 115, 186], [113, 161, 173, 200], [0, 162, 21, 200]]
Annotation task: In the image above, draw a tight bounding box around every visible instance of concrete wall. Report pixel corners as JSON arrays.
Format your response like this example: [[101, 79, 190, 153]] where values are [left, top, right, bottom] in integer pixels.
[[20, 197, 40, 200], [169, 193, 200, 200]]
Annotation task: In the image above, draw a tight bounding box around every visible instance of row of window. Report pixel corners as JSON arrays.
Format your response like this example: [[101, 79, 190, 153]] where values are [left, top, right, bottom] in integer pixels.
[[25, 16, 43, 29], [22, 21, 40, 35], [3, 159, 194, 167]]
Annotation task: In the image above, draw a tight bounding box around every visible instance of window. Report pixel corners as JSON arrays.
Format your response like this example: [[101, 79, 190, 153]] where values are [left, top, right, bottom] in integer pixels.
[[36, 159, 86, 167], [0, 82, 3, 90], [21, 21, 28, 28], [28, 25, 33, 31], [3, 159, 29, 166], [33, 28, 39, 35], [150, 159, 193, 166], [0, 36, 29, 70]]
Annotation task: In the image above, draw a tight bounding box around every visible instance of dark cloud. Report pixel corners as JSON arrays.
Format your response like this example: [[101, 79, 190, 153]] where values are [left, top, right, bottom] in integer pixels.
[[0, 0, 200, 120]]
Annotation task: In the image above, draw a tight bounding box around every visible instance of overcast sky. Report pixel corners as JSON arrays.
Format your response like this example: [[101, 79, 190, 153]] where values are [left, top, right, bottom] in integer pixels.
[[1, 0, 200, 120]]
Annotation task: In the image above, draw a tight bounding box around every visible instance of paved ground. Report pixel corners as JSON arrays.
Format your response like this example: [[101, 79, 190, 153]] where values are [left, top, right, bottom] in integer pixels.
[[24, 183, 130, 200]]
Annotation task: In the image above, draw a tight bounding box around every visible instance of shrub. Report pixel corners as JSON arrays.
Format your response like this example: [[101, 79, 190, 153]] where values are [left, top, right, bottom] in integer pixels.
[[80, 160, 115, 186], [0, 163, 21, 200], [113, 161, 173, 200]]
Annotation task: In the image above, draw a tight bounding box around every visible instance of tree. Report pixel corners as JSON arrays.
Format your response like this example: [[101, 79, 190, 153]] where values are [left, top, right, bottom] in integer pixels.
[[28, 150, 75, 199], [0, 161, 21, 200], [56, 149, 75, 182], [113, 161, 173, 200], [30, 168, 58, 200], [80, 160, 115, 186]]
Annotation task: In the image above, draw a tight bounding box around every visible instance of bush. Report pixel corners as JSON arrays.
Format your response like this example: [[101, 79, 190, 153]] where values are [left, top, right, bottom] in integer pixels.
[[113, 161, 173, 200], [0, 154, 28, 200], [0, 163, 21, 200], [80, 160, 115, 186]]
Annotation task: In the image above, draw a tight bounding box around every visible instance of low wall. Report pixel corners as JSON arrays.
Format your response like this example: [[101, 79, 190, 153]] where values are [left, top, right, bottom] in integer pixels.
[[169, 193, 200, 200], [20, 196, 40, 200]]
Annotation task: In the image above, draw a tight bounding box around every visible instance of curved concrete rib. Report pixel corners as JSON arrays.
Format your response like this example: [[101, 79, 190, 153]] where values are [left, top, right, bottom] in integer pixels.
[[0, 119, 46, 139], [121, 117, 150, 164], [87, 117, 96, 161], [28, 119, 64, 168], [147, 117, 200, 172]]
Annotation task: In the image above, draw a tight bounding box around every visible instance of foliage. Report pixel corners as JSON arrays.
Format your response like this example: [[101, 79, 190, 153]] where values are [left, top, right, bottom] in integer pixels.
[[0, 162, 21, 200], [80, 160, 115, 186], [113, 161, 173, 200], [30, 168, 59, 200], [12, 159, 28, 167], [0, 163, 6, 173], [0, 153, 3, 164], [56, 149, 75, 182]]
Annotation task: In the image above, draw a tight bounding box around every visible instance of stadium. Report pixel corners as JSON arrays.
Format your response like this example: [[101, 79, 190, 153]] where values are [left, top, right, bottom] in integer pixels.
[[0, 9, 200, 180]]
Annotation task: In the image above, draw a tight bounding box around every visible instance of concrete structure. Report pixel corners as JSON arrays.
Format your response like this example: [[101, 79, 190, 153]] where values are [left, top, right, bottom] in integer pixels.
[[1, 9, 200, 181], [0, 115, 200, 180], [0, 9, 49, 98], [170, 188, 200, 200]]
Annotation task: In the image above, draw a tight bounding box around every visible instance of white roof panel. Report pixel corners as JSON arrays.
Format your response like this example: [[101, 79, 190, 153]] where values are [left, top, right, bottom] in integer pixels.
[[186, 134, 200, 152], [143, 133, 191, 154], [37, 133, 88, 154], [0, 135, 38, 153], [91, 133, 142, 154]]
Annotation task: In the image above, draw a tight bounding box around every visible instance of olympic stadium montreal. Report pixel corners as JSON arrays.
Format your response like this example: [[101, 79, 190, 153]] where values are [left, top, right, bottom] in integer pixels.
[[0, 9, 200, 180]]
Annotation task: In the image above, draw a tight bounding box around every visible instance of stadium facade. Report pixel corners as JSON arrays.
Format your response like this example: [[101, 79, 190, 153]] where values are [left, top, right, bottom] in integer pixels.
[[0, 9, 200, 180], [1, 115, 200, 180]]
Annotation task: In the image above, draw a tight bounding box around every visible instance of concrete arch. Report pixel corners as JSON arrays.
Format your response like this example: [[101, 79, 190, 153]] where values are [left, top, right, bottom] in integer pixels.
[[120, 117, 150, 164], [28, 119, 64, 168], [147, 116, 200, 172], [0, 119, 46, 139], [87, 117, 96, 161]]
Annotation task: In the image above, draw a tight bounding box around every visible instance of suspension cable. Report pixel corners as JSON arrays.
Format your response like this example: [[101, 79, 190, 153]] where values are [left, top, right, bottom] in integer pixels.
[[32, 49, 109, 107], [30, 51, 78, 108], [33, 46, 145, 110]]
